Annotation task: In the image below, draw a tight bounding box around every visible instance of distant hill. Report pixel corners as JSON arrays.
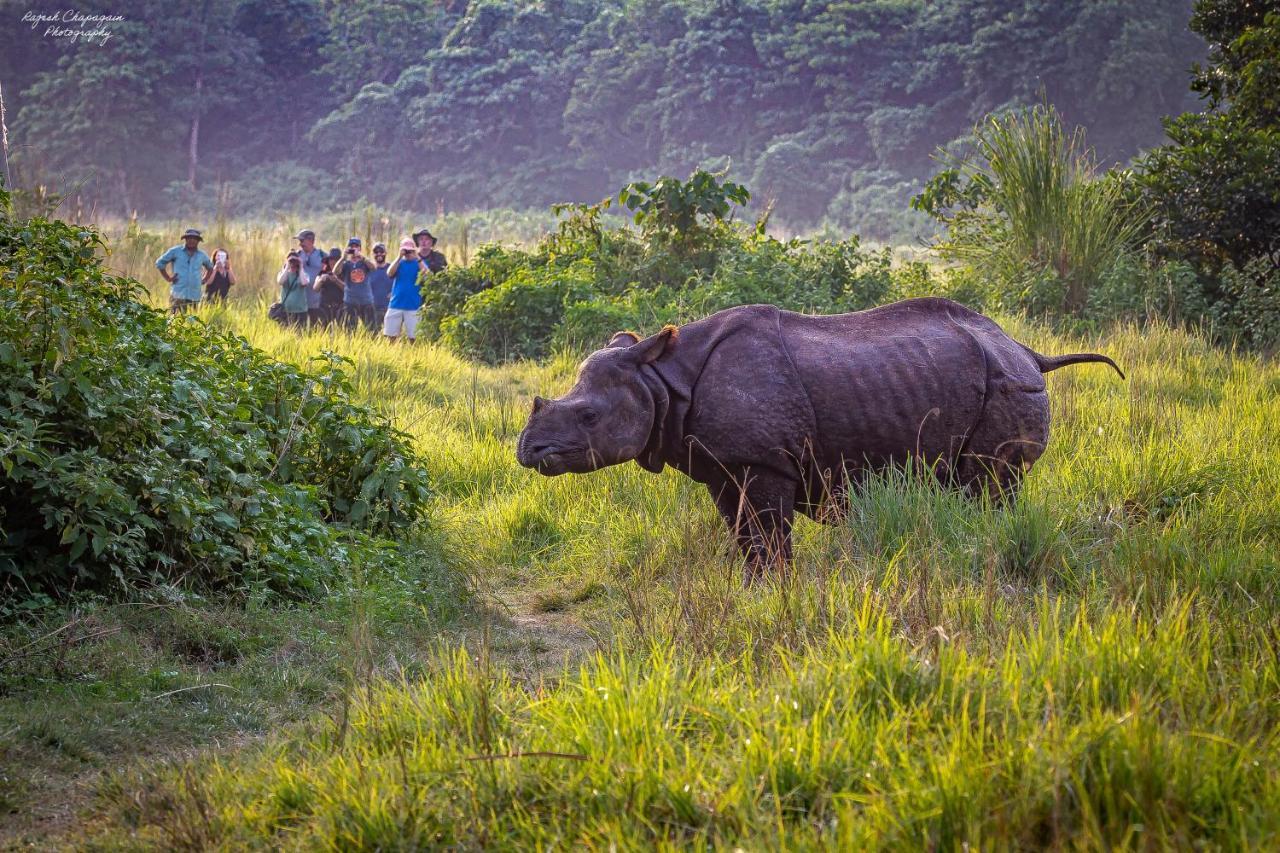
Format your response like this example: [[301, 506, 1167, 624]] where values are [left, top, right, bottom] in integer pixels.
[[4, 0, 1202, 240]]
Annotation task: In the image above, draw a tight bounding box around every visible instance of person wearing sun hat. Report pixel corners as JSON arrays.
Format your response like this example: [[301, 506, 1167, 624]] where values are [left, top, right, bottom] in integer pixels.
[[383, 237, 427, 343], [155, 228, 214, 313], [412, 228, 448, 273]]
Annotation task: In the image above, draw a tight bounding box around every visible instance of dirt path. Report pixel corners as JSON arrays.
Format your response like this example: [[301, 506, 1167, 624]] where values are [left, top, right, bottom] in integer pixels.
[[0, 593, 595, 850]]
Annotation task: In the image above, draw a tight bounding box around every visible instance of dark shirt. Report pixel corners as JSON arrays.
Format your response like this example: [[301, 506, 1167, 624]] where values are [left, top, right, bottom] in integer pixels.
[[315, 272, 344, 308], [337, 257, 375, 305], [419, 249, 447, 273], [206, 270, 231, 291]]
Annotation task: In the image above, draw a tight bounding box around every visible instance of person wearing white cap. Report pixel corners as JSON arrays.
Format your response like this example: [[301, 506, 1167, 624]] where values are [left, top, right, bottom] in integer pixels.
[[383, 238, 427, 343]]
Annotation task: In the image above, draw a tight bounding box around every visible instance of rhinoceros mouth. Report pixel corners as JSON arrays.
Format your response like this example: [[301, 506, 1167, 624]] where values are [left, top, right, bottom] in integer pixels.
[[533, 451, 566, 475], [524, 446, 606, 476]]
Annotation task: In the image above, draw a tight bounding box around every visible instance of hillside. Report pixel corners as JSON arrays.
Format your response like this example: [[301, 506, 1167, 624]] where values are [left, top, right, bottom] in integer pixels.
[[3, 0, 1202, 238]]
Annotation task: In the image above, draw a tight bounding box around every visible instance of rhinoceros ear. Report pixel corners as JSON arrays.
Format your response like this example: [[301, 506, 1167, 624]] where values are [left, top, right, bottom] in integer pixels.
[[607, 330, 640, 348], [630, 324, 678, 364]]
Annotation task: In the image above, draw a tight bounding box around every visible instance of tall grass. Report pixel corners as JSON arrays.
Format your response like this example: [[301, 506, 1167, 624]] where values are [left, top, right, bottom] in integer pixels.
[[937, 106, 1145, 314], [80, 302, 1280, 848]]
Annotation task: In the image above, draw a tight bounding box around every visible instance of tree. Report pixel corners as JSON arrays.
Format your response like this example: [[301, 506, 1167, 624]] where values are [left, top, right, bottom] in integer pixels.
[[1134, 2, 1280, 272], [14, 0, 263, 213]]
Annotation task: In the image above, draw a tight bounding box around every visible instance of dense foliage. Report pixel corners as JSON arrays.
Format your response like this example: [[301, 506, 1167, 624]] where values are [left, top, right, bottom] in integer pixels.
[[2, 0, 1202, 238], [421, 171, 915, 362], [1128, 0, 1280, 348], [0, 200, 432, 603]]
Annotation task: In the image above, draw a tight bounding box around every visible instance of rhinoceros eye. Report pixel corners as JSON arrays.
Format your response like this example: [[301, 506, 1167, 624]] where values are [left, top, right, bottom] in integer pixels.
[[580, 408, 599, 427]]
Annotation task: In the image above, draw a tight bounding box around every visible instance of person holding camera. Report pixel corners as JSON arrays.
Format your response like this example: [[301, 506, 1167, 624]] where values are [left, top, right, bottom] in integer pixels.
[[203, 247, 236, 303], [293, 228, 326, 325], [311, 248, 345, 327], [275, 251, 310, 328], [335, 236, 377, 331], [383, 238, 427, 343]]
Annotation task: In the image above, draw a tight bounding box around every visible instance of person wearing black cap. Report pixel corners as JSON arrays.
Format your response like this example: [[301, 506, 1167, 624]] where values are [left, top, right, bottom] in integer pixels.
[[413, 229, 448, 274], [155, 228, 214, 313], [368, 242, 392, 328], [311, 248, 345, 327], [291, 228, 326, 325], [335, 237, 378, 331]]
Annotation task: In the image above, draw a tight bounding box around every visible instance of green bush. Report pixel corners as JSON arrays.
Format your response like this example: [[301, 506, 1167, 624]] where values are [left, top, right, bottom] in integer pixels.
[[413, 175, 926, 364], [440, 260, 596, 363], [0, 209, 432, 600], [419, 244, 537, 342]]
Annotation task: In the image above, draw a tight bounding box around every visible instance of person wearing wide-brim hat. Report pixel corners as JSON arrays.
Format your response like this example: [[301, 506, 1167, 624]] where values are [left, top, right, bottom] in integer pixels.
[[155, 228, 214, 314], [412, 228, 448, 274]]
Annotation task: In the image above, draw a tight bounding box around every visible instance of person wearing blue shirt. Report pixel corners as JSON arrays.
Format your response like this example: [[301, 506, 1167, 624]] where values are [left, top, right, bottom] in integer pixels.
[[155, 228, 213, 313], [367, 242, 393, 327], [292, 228, 326, 324], [383, 238, 427, 343]]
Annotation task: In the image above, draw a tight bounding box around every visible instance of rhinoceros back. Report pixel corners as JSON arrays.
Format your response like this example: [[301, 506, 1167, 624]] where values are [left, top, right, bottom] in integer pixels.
[[778, 298, 1023, 473]]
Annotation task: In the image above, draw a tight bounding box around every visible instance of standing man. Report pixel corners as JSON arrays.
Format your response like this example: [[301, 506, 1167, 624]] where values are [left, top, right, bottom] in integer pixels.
[[155, 228, 213, 313], [367, 242, 393, 329], [412, 228, 448, 273], [384, 238, 425, 343], [293, 228, 326, 325], [335, 236, 377, 331]]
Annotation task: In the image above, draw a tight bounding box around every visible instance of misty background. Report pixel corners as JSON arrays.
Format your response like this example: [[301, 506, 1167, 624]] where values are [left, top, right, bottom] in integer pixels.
[[1, 0, 1204, 241]]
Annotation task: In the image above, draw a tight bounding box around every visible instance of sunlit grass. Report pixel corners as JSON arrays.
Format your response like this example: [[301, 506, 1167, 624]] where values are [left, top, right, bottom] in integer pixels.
[[86, 300, 1280, 847]]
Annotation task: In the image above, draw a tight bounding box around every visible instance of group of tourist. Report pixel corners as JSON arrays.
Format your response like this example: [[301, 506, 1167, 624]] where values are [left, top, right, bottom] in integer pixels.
[[155, 225, 447, 342]]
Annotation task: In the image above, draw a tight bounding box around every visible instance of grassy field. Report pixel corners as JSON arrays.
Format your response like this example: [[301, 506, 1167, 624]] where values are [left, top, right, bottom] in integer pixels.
[[3, 287, 1279, 847]]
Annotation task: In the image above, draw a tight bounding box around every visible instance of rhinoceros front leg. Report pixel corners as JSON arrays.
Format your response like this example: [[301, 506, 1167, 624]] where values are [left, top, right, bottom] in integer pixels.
[[707, 469, 796, 581]]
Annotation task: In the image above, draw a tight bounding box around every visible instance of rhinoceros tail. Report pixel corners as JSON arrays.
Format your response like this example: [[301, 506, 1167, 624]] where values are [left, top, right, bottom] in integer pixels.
[[1022, 344, 1125, 380]]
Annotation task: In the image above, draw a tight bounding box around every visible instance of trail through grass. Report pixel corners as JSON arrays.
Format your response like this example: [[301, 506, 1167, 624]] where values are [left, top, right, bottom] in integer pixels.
[[5, 295, 1279, 847]]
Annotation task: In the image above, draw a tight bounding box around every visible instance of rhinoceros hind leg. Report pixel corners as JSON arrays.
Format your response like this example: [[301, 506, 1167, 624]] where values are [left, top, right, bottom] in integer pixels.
[[957, 392, 1050, 504], [708, 470, 796, 581]]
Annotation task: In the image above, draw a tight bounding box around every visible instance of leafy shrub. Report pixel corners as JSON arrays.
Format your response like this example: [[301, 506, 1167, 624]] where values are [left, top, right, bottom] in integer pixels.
[[440, 260, 596, 363], [411, 173, 941, 364], [0, 209, 431, 600], [1126, 5, 1280, 350], [618, 170, 749, 241], [419, 244, 538, 342], [1208, 259, 1280, 348]]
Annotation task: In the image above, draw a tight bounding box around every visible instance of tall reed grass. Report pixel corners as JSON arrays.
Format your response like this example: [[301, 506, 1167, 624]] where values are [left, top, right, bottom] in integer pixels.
[[935, 105, 1146, 314]]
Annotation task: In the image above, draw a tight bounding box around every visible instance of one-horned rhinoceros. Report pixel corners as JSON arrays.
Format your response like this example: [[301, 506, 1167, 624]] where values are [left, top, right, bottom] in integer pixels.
[[516, 298, 1122, 576]]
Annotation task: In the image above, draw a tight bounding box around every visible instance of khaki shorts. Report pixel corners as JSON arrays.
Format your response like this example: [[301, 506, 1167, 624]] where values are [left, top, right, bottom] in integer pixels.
[[169, 296, 200, 314], [383, 308, 419, 339]]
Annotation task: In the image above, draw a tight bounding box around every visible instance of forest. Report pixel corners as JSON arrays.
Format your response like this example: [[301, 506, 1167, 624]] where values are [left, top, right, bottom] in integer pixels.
[[2, 0, 1203, 238]]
